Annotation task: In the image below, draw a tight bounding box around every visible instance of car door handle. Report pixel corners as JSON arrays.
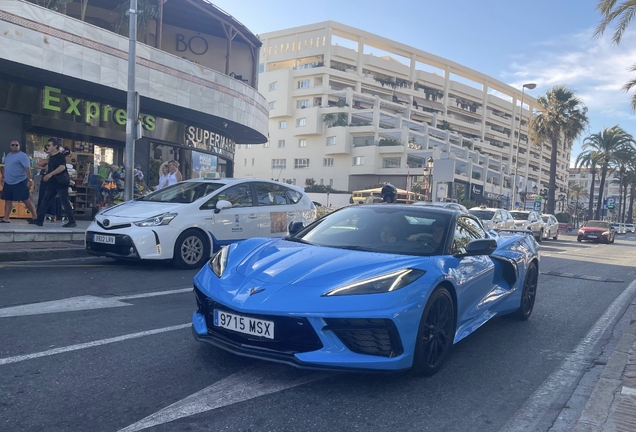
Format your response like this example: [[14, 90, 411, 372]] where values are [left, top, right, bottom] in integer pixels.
[[248, 214, 258, 219]]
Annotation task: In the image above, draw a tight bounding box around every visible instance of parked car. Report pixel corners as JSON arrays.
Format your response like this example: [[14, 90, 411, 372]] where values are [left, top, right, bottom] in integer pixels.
[[468, 207, 515, 231], [540, 214, 559, 240], [610, 222, 626, 234], [626, 223, 635, 233], [192, 205, 540, 374], [413, 201, 469, 212], [85, 178, 317, 269], [578, 220, 616, 243], [509, 210, 544, 242]]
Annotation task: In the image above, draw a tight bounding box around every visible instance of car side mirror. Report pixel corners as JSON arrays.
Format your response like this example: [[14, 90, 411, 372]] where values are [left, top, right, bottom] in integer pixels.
[[288, 221, 304, 236], [214, 200, 232, 214], [463, 238, 497, 256]]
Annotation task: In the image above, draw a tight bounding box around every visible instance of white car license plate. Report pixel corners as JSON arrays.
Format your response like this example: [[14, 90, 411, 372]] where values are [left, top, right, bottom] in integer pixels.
[[587, 234, 597, 238], [93, 234, 116, 244], [214, 309, 274, 339]]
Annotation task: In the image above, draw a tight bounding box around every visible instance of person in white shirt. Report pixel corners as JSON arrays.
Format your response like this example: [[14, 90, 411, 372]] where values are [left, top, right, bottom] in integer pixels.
[[166, 160, 182, 186], [155, 164, 170, 190]]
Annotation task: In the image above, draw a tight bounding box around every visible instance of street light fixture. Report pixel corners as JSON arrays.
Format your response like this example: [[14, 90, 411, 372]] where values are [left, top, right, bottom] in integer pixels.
[[510, 83, 537, 210], [423, 157, 434, 201]]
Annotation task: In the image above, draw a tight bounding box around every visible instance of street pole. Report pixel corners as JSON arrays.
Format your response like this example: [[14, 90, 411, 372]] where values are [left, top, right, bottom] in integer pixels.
[[510, 83, 536, 210], [124, 0, 138, 202]]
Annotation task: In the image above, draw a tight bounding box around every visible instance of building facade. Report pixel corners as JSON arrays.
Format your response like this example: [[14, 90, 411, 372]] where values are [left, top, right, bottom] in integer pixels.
[[235, 21, 570, 207], [568, 167, 625, 220], [0, 0, 267, 217]]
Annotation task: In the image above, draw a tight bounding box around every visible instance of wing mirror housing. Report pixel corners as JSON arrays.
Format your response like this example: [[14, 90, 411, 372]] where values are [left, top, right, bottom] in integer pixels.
[[288, 221, 304, 236], [214, 200, 232, 214], [464, 238, 497, 256]]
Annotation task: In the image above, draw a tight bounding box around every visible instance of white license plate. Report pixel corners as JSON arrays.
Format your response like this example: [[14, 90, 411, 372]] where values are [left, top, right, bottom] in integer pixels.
[[587, 235, 597, 238], [93, 234, 116, 244], [214, 309, 274, 339]]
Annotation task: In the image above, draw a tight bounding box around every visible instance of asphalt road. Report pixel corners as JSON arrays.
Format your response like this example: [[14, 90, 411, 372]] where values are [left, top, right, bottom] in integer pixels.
[[1, 234, 636, 432]]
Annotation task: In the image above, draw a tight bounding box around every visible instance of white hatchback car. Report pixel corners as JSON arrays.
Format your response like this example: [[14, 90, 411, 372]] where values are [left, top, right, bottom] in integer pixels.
[[85, 178, 317, 269], [509, 210, 544, 242]]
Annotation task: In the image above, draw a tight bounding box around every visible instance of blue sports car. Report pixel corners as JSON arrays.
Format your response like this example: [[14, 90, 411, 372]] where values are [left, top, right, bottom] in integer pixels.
[[192, 205, 539, 375]]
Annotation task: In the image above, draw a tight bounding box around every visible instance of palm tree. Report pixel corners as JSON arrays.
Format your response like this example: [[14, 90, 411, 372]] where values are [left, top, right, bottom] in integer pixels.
[[576, 150, 603, 220], [595, 1, 636, 110], [581, 126, 635, 219], [531, 86, 589, 214], [611, 147, 635, 221], [569, 182, 589, 227]]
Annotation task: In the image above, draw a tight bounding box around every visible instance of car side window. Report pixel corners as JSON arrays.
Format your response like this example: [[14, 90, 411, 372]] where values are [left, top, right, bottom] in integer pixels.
[[201, 184, 254, 210], [285, 187, 303, 204], [254, 182, 291, 206], [493, 211, 501, 221], [452, 216, 486, 255]]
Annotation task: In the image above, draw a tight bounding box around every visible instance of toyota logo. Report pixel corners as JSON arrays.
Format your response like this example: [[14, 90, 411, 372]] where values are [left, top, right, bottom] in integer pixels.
[[103, 219, 110, 227]]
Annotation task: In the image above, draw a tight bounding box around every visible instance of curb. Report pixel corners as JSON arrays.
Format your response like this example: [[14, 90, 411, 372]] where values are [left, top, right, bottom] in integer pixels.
[[0, 248, 89, 263], [574, 307, 636, 431]]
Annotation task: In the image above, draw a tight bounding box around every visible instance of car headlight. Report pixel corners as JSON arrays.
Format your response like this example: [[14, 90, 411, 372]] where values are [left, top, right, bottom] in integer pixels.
[[578, 230, 584, 235], [133, 212, 178, 227], [602, 231, 610, 236], [209, 246, 229, 278], [323, 268, 425, 296]]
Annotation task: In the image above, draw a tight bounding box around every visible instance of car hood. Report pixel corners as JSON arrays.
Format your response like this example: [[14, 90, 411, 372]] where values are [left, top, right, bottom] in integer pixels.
[[96, 201, 187, 220], [234, 240, 426, 288], [581, 227, 608, 233]]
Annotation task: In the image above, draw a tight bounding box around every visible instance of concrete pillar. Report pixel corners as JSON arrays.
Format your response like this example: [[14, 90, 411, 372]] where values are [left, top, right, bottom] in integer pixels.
[[324, 27, 332, 68], [480, 81, 489, 141], [356, 36, 365, 76], [442, 65, 450, 117], [409, 53, 416, 85], [355, 82, 362, 93]]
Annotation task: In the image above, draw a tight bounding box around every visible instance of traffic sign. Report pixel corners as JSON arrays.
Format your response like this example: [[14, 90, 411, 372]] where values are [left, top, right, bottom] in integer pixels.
[[607, 197, 615, 209], [533, 201, 542, 212]]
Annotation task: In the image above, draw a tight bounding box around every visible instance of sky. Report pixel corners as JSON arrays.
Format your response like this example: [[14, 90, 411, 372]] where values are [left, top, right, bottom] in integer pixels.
[[212, 0, 636, 166]]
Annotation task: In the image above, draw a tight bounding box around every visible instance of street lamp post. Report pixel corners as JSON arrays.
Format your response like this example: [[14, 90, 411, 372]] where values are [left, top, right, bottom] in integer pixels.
[[423, 157, 434, 201], [124, 0, 138, 202], [510, 83, 537, 210]]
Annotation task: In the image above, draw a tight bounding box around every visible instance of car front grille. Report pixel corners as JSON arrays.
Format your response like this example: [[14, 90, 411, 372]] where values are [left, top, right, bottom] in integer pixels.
[[323, 318, 404, 358], [194, 287, 323, 354], [85, 232, 138, 257]]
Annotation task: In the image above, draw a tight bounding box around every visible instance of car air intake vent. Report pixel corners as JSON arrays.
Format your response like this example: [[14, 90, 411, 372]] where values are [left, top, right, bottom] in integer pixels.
[[323, 318, 404, 358]]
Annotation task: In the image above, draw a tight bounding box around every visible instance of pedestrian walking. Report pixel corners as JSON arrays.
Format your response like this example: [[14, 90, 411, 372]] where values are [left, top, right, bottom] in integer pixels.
[[0, 139, 38, 223], [31, 138, 76, 227]]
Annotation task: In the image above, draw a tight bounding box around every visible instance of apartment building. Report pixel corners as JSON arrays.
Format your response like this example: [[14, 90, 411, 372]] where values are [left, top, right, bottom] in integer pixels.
[[568, 167, 624, 217], [235, 21, 570, 207]]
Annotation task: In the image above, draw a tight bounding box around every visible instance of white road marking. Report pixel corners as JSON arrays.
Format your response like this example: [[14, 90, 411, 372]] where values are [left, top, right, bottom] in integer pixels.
[[119, 364, 333, 432], [0, 288, 192, 318], [622, 386, 636, 396], [0, 324, 190, 366]]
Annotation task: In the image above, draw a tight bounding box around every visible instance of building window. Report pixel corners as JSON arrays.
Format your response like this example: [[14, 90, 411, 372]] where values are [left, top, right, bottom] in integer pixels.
[[296, 118, 306, 127], [268, 101, 277, 110], [271, 159, 286, 169], [320, 179, 324, 185], [278, 140, 285, 148], [383, 157, 401, 168], [326, 136, 337, 146], [323, 158, 334, 167], [299, 139, 307, 147], [244, 158, 247, 166], [269, 82, 277, 91], [353, 156, 364, 166], [252, 158, 255, 166], [294, 158, 310, 169], [329, 179, 333, 186], [296, 99, 310, 108], [279, 121, 286, 129], [297, 79, 311, 89]]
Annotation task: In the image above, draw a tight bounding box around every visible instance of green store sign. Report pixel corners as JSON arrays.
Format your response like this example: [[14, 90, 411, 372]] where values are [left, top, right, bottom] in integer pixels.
[[42, 86, 156, 132]]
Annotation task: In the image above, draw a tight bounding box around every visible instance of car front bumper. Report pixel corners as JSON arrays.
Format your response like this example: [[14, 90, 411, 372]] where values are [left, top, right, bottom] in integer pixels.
[[85, 222, 180, 260], [577, 233, 609, 242]]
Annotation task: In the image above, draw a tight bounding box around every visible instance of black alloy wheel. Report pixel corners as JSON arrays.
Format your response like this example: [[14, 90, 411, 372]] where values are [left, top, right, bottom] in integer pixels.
[[412, 286, 456, 376], [513, 262, 538, 321]]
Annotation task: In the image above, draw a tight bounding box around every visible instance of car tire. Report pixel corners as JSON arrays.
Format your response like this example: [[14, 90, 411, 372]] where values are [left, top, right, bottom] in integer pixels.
[[577, 238, 582, 242], [536, 230, 542, 243], [172, 229, 210, 270], [553, 231, 558, 240], [611, 234, 615, 244], [411, 286, 456, 376], [513, 262, 538, 321]]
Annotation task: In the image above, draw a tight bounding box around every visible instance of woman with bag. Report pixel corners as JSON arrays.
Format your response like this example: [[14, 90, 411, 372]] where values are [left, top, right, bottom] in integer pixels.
[[30, 138, 76, 227]]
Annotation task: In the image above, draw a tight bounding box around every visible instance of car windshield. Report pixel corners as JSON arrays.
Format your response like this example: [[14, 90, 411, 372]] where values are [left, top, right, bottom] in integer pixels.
[[138, 182, 225, 203], [509, 212, 529, 220], [585, 221, 609, 228], [290, 206, 450, 256], [469, 210, 495, 220]]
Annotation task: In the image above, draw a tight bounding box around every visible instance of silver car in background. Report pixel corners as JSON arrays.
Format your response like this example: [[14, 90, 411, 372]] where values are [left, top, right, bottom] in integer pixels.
[[540, 214, 559, 240], [509, 210, 544, 242], [468, 207, 515, 231]]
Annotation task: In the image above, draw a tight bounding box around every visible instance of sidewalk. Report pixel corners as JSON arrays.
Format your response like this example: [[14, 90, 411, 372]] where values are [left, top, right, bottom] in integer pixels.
[[574, 307, 636, 432], [0, 219, 90, 262]]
